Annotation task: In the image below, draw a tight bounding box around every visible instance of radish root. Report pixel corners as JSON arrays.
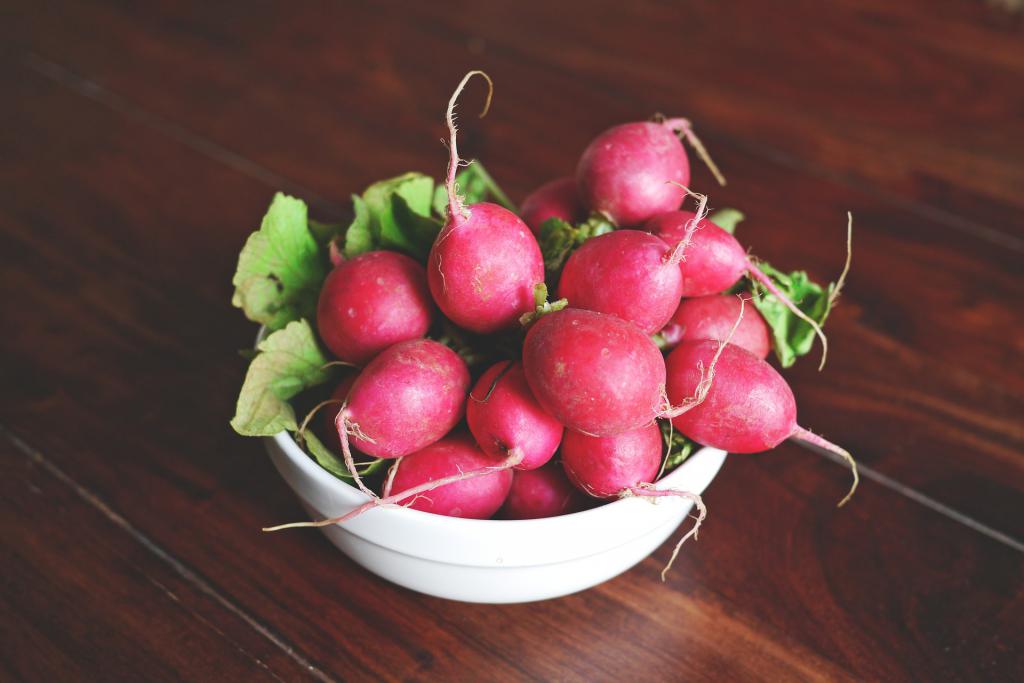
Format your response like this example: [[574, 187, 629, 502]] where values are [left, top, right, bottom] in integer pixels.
[[295, 398, 345, 448], [382, 456, 401, 497], [747, 261, 830, 371], [660, 296, 745, 418], [335, 409, 377, 498], [623, 483, 707, 580], [444, 70, 494, 223], [791, 426, 859, 507], [263, 448, 524, 531], [662, 117, 727, 187], [664, 182, 709, 267], [829, 213, 853, 308]]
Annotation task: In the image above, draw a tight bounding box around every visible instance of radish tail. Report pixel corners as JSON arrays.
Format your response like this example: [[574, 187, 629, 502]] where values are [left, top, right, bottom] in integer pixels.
[[660, 296, 744, 418], [263, 449, 524, 531], [444, 70, 494, 222], [624, 483, 707, 581], [663, 183, 709, 266], [662, 117, 727, 187], [747, 261, 829, 371], [829, 213, 853, 308], [791, 426, 859, 507], [335, 410, 377, 498], [382, 457, 401, 498], [295, 398, 345, 447]]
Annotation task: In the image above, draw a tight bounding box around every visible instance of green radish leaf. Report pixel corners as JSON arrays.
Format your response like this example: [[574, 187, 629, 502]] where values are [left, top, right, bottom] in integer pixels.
[[308, 217, 343, 246], [301, 429, 387, 483], [659, 421, 699, 475], [343, 173, 443, 261], [231, 320, 336, 436], [538, 212, 615, 283], [748, 261, 836, 368], [432, 161, 518, 217], [708, 208, 744, 234], [232, 193, 328, 331]]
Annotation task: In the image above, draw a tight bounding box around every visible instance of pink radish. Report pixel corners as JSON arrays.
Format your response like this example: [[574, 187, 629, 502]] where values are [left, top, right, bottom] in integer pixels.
[[466, 360, 564, 471], [384, 433, 513, 519], [317, 251, 433, 364], [427, 71, 545, 333], [333, 339, 469, 495], [561, 422, 708, 579], [520, 177, 584, 236], [557, 229, 684, 335], [561, 423, 663, 499], [501, 464, 587, 520], [660, 295, 771, 359], [576, 118, 725, 227], [522, 308, 666, 436], [647, 209, 829, 368], [666, 340, 858, 505]]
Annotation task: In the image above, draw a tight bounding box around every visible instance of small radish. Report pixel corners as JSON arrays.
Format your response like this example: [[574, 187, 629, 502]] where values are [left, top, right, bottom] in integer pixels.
[[666, 340, 858, 505], [561, 422, 707, 580], [660, 295, 770, 359], [647, 207, 829, 368], [334, 339, 469, 495], [385, 433, 513, 519], [522, 308, 666, 436], [427, 71, 545, 333], [466, 360, 564, 471], [561, 423, 663, 499], [317, 251, 433, 365], [557, 229, 684, 335], [501, 464, 587, 519], [520, 177, 584, 235], [576, 118, 724, 226]]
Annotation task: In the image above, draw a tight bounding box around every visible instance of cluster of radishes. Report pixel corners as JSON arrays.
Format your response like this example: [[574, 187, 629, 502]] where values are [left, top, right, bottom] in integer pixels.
[[262, 72, 858, 554]]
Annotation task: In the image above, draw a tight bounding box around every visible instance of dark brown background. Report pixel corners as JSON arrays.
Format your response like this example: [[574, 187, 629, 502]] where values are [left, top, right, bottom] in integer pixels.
[[2, 1, 1023, 681]]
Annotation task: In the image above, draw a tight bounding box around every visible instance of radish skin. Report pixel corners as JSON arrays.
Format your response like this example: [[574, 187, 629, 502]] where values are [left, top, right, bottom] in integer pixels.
[[501, 465, 586, 519], [520, 177, 584, 235], [660, 295, 771, 359]]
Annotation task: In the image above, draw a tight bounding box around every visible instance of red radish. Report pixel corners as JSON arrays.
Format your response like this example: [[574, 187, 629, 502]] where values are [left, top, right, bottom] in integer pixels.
[[385, 433, 513, 519], [317, 251, 433, 364], [561, 422, 708, 580], [561, 423, 663, 499], [557, 229, 684, 335], [576, 118, 724, 227], [647, 209, 829, 368], [427, 71, 545, 333], [660, 295, 771, 359], [466, 361, 564, 471], [334, 339, 469, 494], [522, 308, 666, 436], [520, 177, 584, 235], [501, 465, 586, 519], [666, 340, 858, 505]]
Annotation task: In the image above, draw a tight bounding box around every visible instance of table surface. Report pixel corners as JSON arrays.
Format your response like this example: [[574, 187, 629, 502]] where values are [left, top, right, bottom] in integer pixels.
[[2, 1, 1023, 681]]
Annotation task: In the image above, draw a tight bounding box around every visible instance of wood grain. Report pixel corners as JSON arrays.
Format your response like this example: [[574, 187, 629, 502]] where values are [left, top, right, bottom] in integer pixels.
[[1, 1, 1022, 681]]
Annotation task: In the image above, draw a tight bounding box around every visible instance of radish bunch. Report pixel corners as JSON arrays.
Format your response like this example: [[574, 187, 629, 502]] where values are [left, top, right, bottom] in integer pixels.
[[233, 71, 859, 574]]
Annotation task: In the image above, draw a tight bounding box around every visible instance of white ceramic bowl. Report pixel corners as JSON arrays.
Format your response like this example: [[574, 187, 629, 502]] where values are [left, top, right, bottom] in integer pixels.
[[265, 430, 726, 603]]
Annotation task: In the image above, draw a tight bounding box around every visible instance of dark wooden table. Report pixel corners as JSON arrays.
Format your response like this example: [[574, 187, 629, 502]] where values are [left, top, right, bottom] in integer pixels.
[[2, 1, 1022, 680]]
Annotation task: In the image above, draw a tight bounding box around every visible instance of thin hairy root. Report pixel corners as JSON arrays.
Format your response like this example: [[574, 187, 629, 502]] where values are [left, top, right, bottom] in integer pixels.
[[318, 360, 360, 371], [829, 213, 854, 308], [791, 426, 859, 507], [444, 70, 494, 222], [295, 398, 345, 446], [623, 483, 707, 581], [662, 117, 727, 186], [262, 449, 524, 532], [382, 457, 401, 497], [748, 262, 829, 371], [664, 182, 709, 266], [659, 296, 744, 419], [334, 409, 377, 498]]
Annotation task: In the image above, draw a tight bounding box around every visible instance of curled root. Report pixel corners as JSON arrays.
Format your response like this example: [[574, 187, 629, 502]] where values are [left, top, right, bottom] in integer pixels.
[[263, 449, 524, 532], [791, 427, 859, 507], [662, 117, 727, 187], [622, 483, 707, 581], [659, 296, 744, 419], [382, 456, 401, 497], [747, 261, 830, 371], [664, 182, 709, 267], [334, 409, 377, 498], [829, 213, 854, 309], [444, 70, 494, 223], [295, 398, 345, 448]]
